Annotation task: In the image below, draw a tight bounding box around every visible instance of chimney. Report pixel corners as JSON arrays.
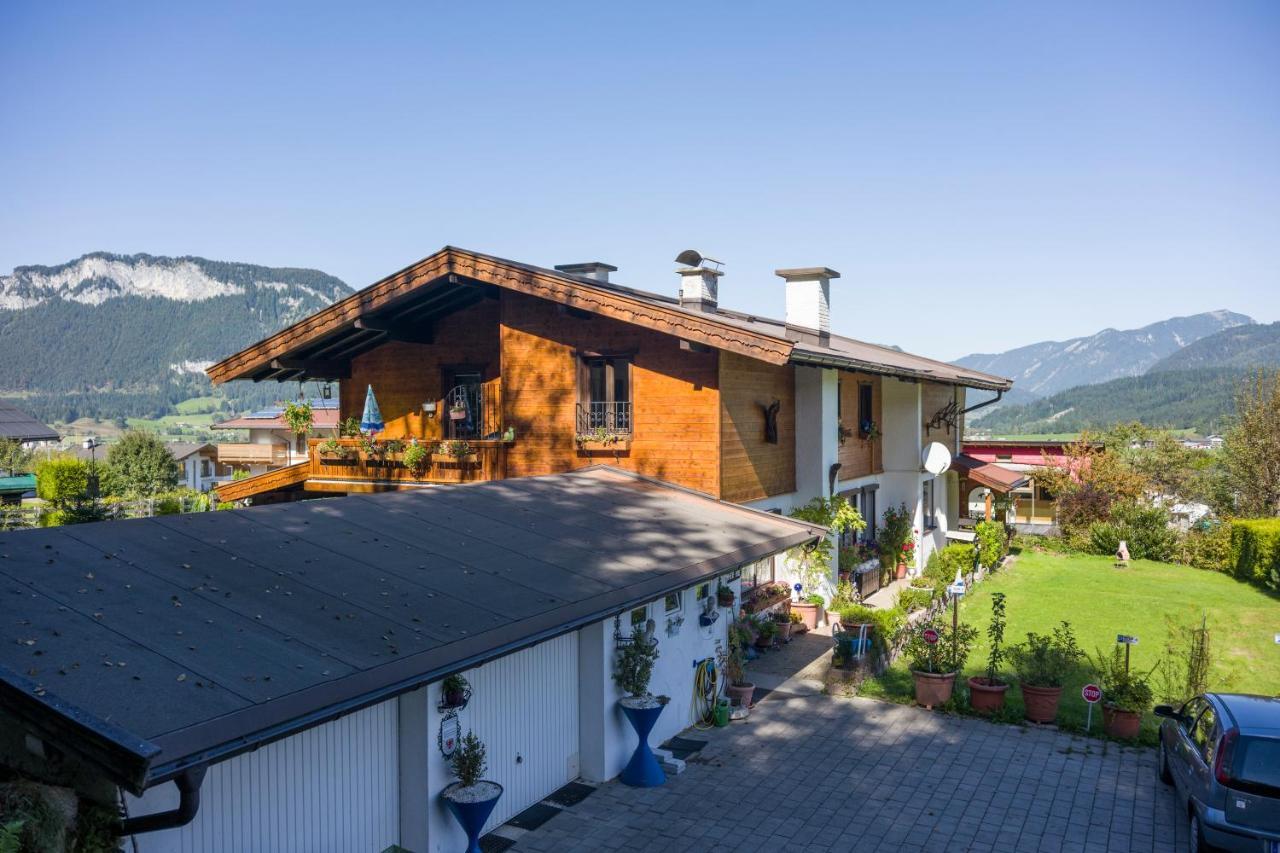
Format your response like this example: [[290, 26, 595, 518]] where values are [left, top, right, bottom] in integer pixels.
[[555, 261, 617, 283], [673, 249, 722, 312], [776, 267, 839, 339]]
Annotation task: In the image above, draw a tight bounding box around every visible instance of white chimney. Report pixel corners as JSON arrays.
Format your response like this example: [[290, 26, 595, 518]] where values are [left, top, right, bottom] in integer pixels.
[[677, 266, 721, 311], [776, 267, 839, 336], [555, 261, 617, 283]]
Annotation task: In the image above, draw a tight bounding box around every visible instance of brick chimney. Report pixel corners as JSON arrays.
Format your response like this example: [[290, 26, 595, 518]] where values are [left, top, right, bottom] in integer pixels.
[[776, 267, 839, 338], [555, 262, 617, 283]]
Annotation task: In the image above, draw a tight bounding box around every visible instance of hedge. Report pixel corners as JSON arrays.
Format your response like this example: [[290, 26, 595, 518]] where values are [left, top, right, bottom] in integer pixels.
[[1229, 519, 1280, 592]]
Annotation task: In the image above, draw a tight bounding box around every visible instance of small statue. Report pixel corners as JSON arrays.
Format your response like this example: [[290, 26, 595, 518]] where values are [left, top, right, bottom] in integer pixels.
[[1115, 540, 1130, 568]]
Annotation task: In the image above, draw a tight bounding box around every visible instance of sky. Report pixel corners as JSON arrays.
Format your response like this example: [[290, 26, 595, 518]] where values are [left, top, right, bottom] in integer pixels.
[[1, 1, 1277, 360]]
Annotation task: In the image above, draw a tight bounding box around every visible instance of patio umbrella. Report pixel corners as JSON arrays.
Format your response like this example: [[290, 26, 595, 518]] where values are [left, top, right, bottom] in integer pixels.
[[360, 385, 384, 434]]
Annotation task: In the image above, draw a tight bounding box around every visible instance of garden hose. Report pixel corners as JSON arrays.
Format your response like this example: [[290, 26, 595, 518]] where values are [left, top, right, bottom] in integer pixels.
[[691, 657, 719, 729]]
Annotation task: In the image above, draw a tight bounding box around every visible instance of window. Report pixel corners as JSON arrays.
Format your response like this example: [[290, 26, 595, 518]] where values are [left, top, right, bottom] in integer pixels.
[[858, 383, 873, 431], [578, 355, 632, 436], [695, 583, 710, 601], [923, 479, 936, 530], [1037, 484, 1055, 502], [664, 592, 682, 613], [996, 453, 1013, 462], [1192, 706, 1218, 764], [741, 558, 773, 591]]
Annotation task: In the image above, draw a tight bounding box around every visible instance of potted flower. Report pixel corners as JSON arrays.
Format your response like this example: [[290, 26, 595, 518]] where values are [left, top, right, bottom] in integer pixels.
[[724, 624, 754, 708], [441, 673, 470, 709], [614, 633, 667, 787], [449, 402, 468, 421], [1009, 622, 1084, 724], [402, 441, 429, 476], [770, 611, 792, 643], [317, 438, 349, 460], [902, 618, 978, 709], [1092, 646, 1154, 740], [716, 585, 735, 608], [879, 503, 914, 583], [967, 592, 1009, 714], [787, 609, 805, 635], [437, 440, 476, 464], [859, 418, 881, 440], [440, 731, 503, 853], [753, 619, 778, 650], [283, 401, 314, 438], [791, 593, 823, 630]]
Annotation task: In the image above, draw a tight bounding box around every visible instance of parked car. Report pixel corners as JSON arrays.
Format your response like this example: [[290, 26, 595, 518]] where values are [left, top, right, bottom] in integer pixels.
[[1156, 693, 1280, 852]]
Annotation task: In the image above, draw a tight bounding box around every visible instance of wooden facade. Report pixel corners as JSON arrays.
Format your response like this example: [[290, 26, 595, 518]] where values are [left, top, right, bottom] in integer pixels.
[[836, 372, 883, 480], [718, 352, 796, 502]]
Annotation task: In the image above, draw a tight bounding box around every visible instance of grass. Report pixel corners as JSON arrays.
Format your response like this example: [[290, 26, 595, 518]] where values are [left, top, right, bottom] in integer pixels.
[[860, 549, 1280, 744]]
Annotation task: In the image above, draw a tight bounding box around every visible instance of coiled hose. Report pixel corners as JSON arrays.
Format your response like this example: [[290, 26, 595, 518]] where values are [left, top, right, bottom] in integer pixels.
[[690, 657, 719, 729]]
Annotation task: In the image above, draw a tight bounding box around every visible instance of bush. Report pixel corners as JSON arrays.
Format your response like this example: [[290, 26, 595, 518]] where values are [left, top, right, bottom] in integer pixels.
[[1086, 502, 1177, 562], [1009, 622, 1085, 688], [1177, 523, 1231, 573], [899, 618, 979, 674], [895, 587, 933, 613], [1228, 518, 1280, 591], [836, 604, 903, 655], [1091, 646, 1154, 715], [449, 731, 487, 788], [923, 543, 974, 597], [974, 520, 1008, 568]]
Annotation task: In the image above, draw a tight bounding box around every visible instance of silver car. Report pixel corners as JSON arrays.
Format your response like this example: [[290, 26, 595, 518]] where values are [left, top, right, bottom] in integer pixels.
[[1156, 693, 1280, 852]]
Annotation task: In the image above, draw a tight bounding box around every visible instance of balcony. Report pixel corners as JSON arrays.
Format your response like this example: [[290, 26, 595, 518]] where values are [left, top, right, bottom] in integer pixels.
[[217, 443, 291, 466], [307, 437, 510, 490]]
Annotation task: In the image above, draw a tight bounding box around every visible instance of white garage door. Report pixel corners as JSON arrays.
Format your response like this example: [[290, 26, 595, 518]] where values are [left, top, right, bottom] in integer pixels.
[[461, 632, 580, 830]]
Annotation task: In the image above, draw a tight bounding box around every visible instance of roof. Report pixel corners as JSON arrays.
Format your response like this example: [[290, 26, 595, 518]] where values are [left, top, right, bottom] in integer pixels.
[[0, 466, 822, 794], [213, 400, 340, 431], [951, 453, 1030, 493], [0, 400, 59, 443], [206, 247, 1013, 392], [165, 442, 216, 461], [0, 474, 35, 495]]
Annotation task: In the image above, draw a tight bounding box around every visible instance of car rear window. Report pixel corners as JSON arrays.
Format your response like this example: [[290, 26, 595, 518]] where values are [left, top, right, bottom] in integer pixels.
[[1236, 736, 1280, 793]]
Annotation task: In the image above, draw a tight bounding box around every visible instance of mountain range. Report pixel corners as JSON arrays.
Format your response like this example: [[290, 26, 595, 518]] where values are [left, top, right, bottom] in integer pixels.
[[954, 310, 1253, 398], [0, 253, 350, 423]]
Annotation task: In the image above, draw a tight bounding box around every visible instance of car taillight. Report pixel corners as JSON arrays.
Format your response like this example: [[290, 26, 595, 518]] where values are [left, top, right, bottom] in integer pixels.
[[1214, 729, 1238, 786]]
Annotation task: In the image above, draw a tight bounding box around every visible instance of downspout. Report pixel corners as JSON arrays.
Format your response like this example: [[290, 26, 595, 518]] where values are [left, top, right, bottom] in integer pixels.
[[117, 766, 207, 838], [961, 389, 1004, 416]]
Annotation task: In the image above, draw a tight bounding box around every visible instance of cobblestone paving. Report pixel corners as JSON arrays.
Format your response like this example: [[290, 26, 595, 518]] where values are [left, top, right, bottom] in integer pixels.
[[517, 694, 1181, 852]]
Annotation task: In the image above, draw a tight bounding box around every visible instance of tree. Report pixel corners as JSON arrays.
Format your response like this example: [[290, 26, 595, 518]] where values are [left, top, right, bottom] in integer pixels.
[[105, 431, 180, 498], [1223, 369, 1280, 517], [0, 438, 33, 476], [1035, 434, 1148, 538], [34, 456, 105, 525]]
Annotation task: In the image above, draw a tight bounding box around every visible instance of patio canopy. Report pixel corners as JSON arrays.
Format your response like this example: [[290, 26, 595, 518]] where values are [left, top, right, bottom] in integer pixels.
[[952, 453, 1030, 493], [0, 466, 823, 794]]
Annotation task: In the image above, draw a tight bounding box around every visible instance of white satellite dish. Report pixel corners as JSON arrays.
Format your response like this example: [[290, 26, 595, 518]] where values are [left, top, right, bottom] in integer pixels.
[[922, 441, 952, 475]]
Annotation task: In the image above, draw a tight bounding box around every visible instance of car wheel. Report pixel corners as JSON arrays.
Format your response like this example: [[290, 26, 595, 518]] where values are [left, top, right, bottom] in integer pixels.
[[1189, 810, 1217, 853], [1159, 737, 1173, 784]]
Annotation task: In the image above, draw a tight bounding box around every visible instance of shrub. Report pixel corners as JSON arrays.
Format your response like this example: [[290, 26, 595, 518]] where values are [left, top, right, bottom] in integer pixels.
[[836, 604, 903, 655], [1009, 622, 1085, 688], [983, 592, 1008, 685], [974, 520, 1008, 568], [1228, 518, 1280, 591], [879, 503, 914, 570], [613, 635, 660, 697], [449, 731, 487, 788], [1177, 522, 1231, 573], [402, 442, 429, 473], [1086, 502, 1178, 562], [900, 618, 978, 674], [1091, 646, 1154, 714], [894, 587, 932, 613], [923, 543, 974, 597]]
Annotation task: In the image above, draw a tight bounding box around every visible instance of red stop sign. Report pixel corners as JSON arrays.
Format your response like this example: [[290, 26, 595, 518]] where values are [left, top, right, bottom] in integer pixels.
[[1082, 683, 1102, 703], [922, 628, 940, 645]]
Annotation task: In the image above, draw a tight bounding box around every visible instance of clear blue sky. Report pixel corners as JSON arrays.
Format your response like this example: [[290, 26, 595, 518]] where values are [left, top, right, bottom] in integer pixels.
[[2, 2, 1277, 359]]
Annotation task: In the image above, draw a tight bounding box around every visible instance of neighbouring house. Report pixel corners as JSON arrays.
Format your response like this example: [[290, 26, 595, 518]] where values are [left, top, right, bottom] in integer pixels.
[[168, 442, 232, 493], [0, 467, 823, 853], [209, 247, 1013, 583], [0, 399, 59, 449], [960, 439, 1085, 532], [211, 398, 339, 476], [0, 474, 36, 506]]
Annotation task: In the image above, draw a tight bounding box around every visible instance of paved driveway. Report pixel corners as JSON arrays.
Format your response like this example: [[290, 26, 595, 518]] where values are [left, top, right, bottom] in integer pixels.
[[513, 693, 1181, 853]]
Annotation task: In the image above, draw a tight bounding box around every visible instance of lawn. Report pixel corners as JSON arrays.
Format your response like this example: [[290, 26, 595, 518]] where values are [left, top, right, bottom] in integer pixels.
[[859, 549, 1280, 744]]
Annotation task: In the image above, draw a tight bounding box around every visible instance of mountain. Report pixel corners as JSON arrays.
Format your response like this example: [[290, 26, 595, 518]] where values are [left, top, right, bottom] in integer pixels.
[[954, 310, 1253, 397], [1147, 321, 1280, 373], [968, 367, 1246, 436], [0, 253, 350, 422]]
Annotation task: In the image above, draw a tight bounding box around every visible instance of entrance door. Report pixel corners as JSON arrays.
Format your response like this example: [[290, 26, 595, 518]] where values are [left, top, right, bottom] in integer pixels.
[[442, 367, 483, 439]]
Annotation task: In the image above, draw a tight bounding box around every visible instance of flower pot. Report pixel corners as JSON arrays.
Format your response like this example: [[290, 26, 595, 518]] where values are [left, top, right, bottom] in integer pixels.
[[449, 409, 467, 421], [444, 688, 466, 708], [1020, 683, 1063, 724], [725, 682, 755, 708], [1102, 705, 1142, 740], [773, 620, 792, 642], [912, 670, 956, 709], [792, 602, 819, 630], [896, 562, 908, 579], [441, 781, 504, 853], [618, 699, 667, 787], [967, 677, 1009, 715], [754, 634, 773, 650], [716, 591, 735, 608]]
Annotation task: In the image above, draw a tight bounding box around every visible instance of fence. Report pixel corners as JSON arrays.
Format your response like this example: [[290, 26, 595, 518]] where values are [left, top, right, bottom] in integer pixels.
[[0, 495, 214, 531]]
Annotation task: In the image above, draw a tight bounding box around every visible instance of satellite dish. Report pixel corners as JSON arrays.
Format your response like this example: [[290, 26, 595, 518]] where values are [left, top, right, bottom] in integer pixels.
[[922, 441, 952, 475], [674, 249, 703, 267]]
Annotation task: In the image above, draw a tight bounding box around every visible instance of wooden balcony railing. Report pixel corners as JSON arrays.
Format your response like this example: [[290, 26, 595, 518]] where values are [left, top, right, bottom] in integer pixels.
[[217, 443, 291, 466], [307, 437, 509, 487]]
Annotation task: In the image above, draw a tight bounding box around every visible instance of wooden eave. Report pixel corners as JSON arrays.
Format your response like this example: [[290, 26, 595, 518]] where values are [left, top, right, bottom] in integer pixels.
[[206, 247, 794, 384]]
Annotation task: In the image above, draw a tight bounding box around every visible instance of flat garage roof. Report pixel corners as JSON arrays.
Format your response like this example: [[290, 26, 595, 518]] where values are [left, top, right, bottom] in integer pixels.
[[0, 466, 822, 794]]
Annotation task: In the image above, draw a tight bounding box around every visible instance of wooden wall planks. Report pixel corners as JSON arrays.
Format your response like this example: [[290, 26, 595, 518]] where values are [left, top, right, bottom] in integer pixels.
[[837, 372, 883, 479], [718, 352, 796, 503]]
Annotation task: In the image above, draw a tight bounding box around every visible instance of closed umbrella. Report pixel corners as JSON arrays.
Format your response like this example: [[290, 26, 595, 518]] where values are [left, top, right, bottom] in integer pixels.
[[360, 385, 384, 434]]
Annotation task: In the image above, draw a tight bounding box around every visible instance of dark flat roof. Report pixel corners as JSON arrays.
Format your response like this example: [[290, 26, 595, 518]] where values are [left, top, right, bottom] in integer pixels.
[[0, 467, 821, 793], [0, 399, 58, 443]]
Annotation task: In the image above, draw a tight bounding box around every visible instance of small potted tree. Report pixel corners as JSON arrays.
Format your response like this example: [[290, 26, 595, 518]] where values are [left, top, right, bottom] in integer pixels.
[[1009, 622, 1084, 724], [753, 619, 777, 650], [614, 633, 667, 787], [968, 592, 1009, 714], [1092, 646, 1154, 740], [902, 619, 978, 709], [879, 503, 914, 583], [440, 731, 503, 853], [724, 623, 755, 708]]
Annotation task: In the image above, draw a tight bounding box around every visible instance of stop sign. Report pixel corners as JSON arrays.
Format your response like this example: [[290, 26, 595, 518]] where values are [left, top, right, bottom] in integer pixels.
[[922, 628, 940, 645], [1082, 683, 1102, 704]]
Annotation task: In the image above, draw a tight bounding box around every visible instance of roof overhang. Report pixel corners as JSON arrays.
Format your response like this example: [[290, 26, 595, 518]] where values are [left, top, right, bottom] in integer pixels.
[[789, 348, 1014, 392], [952, 453, 1030, 493]]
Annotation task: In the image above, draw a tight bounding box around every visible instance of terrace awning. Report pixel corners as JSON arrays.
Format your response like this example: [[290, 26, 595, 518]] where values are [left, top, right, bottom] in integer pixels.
[[952, 453, 1029, 493]]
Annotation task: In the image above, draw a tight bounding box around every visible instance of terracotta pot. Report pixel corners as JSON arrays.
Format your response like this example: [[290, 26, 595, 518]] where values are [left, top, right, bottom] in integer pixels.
[[896, 562, 908, 579], [754, 634, 773, 650], [773, 620, 792, 642], [792, 602, 819, 630], [1102, 705, 1142, 740], [912, 670, 956, 709], [725, 682, 755, 708], [1020, 683, 1063, 724], [967, 677, 1008, 715]]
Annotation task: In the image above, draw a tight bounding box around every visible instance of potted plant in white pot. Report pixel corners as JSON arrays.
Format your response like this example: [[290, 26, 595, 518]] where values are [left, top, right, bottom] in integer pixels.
[[440, 731, 502, 853], [614, 629, 667, 787]]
